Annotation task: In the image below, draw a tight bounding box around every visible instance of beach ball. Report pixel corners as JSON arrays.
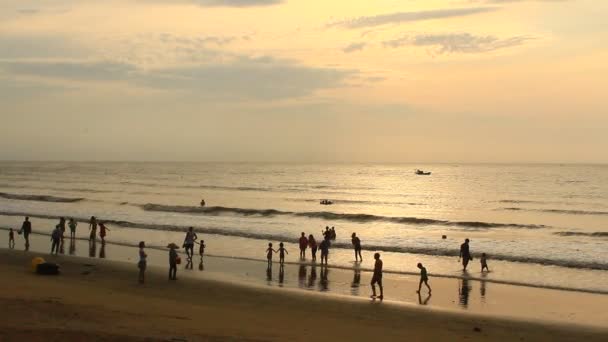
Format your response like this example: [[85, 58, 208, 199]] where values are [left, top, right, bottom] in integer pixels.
[[31, 257, 45, 272]]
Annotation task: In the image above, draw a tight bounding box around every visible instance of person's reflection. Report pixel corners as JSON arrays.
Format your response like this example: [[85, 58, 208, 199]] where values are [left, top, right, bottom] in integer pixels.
[[298, 265, 307, 288], [99, 241, 106, 259], [350, 268, 361, 296], [198, 257, 204, 271], [459, 278, 471, 308], [418, 292, 432, 305], [319, 266, 329, 291], [279, 265, 285, 286], [185, 257, 194, 270], [307, 265, 317, 288], [480, 272, 487, 302], [89, 239, 97, 257], [69, 237, 76, 255], [59, 238, 65, 255], [266, 265, 272, 283]]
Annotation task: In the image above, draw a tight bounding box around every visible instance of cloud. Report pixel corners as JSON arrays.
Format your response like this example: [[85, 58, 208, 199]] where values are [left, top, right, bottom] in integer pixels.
[[328, 7, 498, 29], [383, 33, 533, 54], [0, 57, 356, 100], [342, 42, 366, 53], [159, 0, 284, 7]]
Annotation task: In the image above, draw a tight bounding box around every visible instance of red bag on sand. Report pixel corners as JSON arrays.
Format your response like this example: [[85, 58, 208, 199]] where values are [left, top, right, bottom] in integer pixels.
[[176, 256, 181, 265]]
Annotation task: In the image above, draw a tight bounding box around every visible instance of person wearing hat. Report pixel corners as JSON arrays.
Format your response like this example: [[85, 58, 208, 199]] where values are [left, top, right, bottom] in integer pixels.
[[168, 243, 179, 280]]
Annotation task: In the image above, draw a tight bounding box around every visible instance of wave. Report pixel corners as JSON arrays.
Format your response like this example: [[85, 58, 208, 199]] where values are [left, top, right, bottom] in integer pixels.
[[0, 192, 84, 203], [141, 203, 545, 229], [502, 207, 608, 216], [284, 198, 424, 206], [1, 210, 606, 271], [554, 231, 608, 238]]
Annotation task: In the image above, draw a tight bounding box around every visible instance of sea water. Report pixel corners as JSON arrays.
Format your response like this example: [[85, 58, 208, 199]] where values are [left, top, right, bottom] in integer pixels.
[[1, 162, 607, 293]]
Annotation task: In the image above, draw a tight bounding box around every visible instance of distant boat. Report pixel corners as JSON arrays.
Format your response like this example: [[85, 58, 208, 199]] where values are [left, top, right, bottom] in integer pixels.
[[415, 169, 432, 176]]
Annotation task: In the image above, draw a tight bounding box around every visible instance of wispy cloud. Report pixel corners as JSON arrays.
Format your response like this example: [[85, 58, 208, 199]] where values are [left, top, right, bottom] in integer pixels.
[[342, 42, 366, 53], [383, 33, 534, 54], [328, 7, 498, 29]]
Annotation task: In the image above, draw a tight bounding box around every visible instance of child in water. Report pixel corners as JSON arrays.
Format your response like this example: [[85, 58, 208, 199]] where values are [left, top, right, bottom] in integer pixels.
[[278, 242, 288, 265], [481, 253, 490, 272], [199, 240, 206, 260], [99, 223, 109, 243], [9, 228, 15, 249], [266, 243, 276, 268]]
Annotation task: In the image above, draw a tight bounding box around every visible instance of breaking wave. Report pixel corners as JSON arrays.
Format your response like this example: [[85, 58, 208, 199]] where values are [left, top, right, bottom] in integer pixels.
[[503, 207, 608, 216], [554, 231, 608, 238], [140, 203, 545, 229], [0, 192, 84, 203]]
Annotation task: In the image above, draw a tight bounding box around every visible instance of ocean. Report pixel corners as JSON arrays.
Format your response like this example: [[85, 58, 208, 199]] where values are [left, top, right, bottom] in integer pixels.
[[1, 162, 607, 293]]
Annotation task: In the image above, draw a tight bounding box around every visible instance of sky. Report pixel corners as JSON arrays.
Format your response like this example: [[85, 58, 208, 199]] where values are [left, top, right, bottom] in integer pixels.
[[0, 0, 606, 163]]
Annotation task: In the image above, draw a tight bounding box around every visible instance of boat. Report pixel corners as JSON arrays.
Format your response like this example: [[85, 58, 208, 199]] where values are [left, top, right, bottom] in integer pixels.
[[415, 169, 432, 176]]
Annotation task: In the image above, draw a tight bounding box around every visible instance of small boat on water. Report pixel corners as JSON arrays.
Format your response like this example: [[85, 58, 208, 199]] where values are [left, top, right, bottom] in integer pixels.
[[415, 169, 432, 176]]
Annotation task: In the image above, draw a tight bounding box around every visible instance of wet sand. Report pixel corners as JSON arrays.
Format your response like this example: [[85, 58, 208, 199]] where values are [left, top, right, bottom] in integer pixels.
[[1, 248, 607, 341]]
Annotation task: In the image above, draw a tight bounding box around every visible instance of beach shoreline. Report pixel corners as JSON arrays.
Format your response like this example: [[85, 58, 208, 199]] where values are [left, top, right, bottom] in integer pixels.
[[1, 248, 607, 341]]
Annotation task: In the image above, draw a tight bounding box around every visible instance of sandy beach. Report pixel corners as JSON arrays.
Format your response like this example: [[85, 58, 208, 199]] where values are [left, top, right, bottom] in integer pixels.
[[1, 248, 607, 341]]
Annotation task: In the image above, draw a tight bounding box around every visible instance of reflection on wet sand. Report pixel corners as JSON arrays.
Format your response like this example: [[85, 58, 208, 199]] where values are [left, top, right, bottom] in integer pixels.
[[266, 266, 272, 283], [351, 268, 361, 296], [99, 242, 106, 259], [69, 237, 76, 255], [298, 265, 306, 289], [459, 278, 471, 308], [198, 258, 204, 271], [307, 266, 317, 289], [480, 273, 487, 302], [418, 292, 432, 305], [279, 265, 285, 286], [319, 266, 329, 291], [89, 240, 97, 258]]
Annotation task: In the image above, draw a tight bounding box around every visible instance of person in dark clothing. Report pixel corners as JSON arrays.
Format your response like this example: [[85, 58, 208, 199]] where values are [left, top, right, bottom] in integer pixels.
[[351, 232, 362, 262], [459, 238, 472, 271], [9, 228, 15, 249], [51, 225, 61, 254], [21, 217, 32, 249], [168, 243, 179, 280], [89, 216, 97, 242], [370, 253, 383, 299], [417, 262, 432, 294], [319, 239, 330, 265], [308, 234, 317, 261], [298, 232, 308, 259]]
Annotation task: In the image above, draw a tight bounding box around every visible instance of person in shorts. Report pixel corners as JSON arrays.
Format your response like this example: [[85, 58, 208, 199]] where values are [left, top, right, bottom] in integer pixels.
[[370, 252, 383, 299]]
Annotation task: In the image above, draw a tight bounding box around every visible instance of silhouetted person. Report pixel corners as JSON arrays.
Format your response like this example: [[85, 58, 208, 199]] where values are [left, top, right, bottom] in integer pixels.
[[198, 240, 206, 261], [308, 234, 317, 261], [322, 226, 330, 241], [68, 218, 77, 239], [59, 217, 66, 242], [138, 241, 147, 284], [183, 227, 197, 261], [351, 232, 362, 262], [330, 227, 336, 241], [370, 253, 383, 299], [480, 253, 489, 272], [21, 216, 32, 249], [50, 225, 61, 254], [168, 243, 178, 280], [88, 216, 97, 242], [459, 238, 472, 271], [319, 238, 329, 265], [278, 242, 288, 265], [8, 228, 15, 249], [200, 199, 206, 207], [459, 278, 471, 307], [98, 222, 109, 243], [266, 242, 277, 268], [298, 232, 308, 259], [417, 263, 431, 294]]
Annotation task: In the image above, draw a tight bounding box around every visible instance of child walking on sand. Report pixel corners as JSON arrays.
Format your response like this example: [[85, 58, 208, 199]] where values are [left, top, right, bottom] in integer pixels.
[[168, 243, 179, 280], [266, 243, 276, 268], [417, 263, 432, 294], [138, 241, 147, 284], [278, 242, 288, 265], [370, 253, 383, 299], [9, 228, 15, 249], [481, 253, 490, 272]]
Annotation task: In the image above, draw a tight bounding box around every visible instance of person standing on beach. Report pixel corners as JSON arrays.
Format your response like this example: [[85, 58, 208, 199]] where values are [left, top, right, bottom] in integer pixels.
[[351, 232, 362, 262], [278, 242, 288, 266], [417, 263, 432, 294], [99, 223, 109, 243], [370, 253, 383, 300], [298, 232, 308, 259], [319, 238, 330, 265], [88, 216, 97, 242], [480, 253, 490, 272], [9, 228, 15, 249], [459, 238, 472, 271], [198, 240, 206, 260], [168, 243, 179, 280], [59, 217, 66, 242], [308, 234, 317, 262], [183, 227, 198, 261], [68, 218, 77, 239], [323, 226, 330, 241], [266, 243, 276, 268], [330, 227, 336, 241], [138, 241, 147, 284], [51, 225, 61, 254], [20, 216, 32, 249]]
